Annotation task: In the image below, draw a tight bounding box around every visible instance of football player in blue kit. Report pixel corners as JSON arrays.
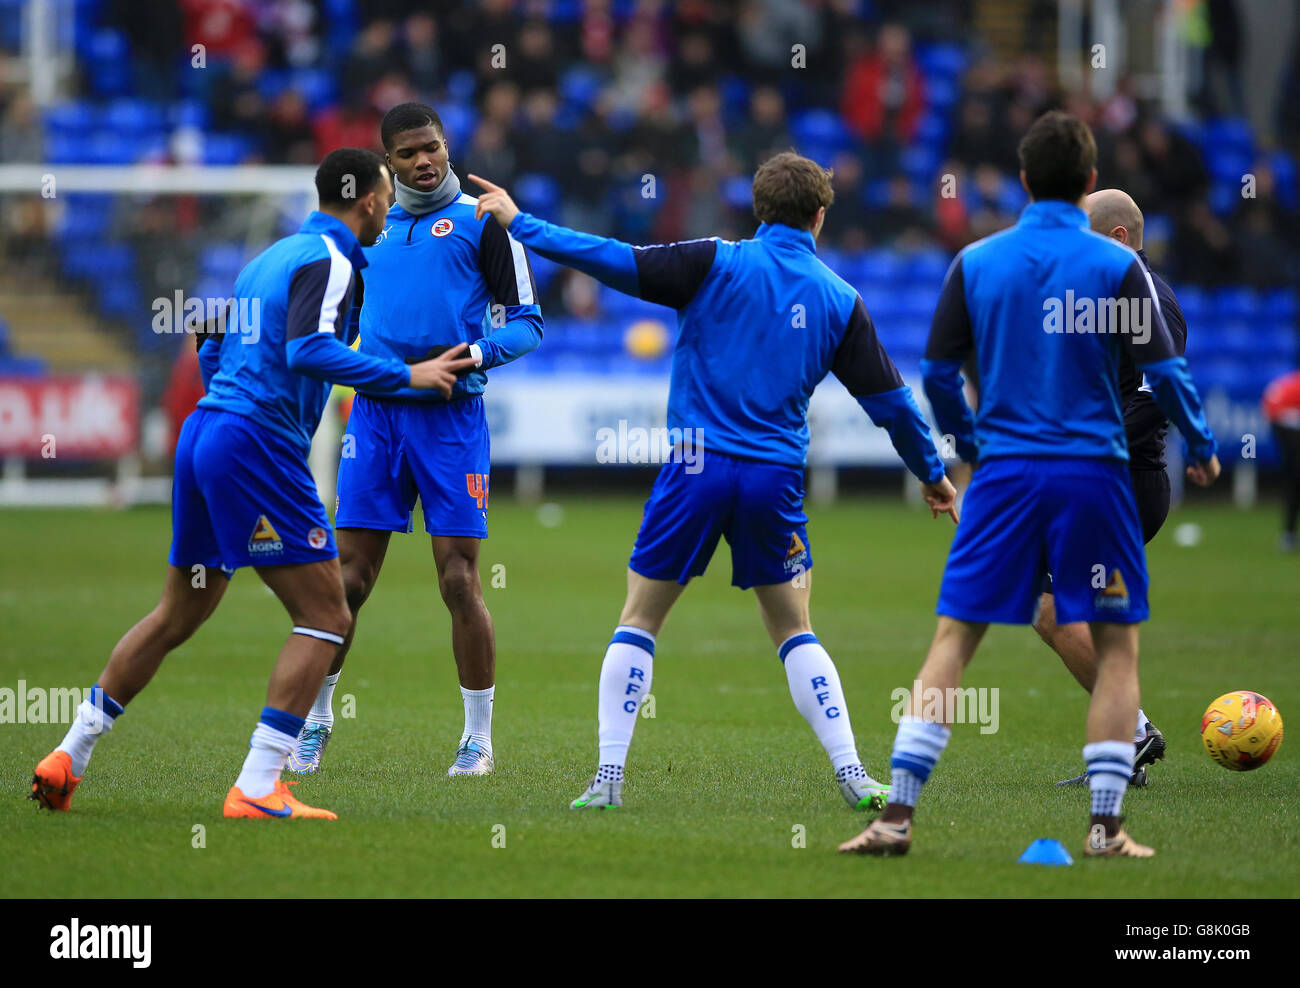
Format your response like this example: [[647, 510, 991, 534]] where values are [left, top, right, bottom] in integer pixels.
[[470, 152, 959, 812], [31, 149, 474, 818], [290, 104, 544, 779], [839, 113, 1220, 859]]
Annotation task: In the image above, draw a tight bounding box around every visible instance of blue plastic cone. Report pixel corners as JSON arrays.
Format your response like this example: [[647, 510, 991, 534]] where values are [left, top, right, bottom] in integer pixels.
[[1018, 838, 1073, 866]]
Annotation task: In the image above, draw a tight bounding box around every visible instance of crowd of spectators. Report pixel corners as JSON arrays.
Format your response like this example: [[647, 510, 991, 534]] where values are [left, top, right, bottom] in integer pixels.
[[1, 0, 1299, 305]]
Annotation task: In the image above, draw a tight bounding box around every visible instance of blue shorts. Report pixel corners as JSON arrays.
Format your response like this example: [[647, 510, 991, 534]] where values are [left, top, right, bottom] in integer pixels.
[[335, 394, 490, 538], [937, 456, 1149, 625], [629, 451, 810, 590], [169, 408, 337, 573]]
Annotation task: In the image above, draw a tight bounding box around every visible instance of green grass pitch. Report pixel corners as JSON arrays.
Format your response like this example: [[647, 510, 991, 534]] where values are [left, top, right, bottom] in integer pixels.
[[1, 496, 1295, 898]]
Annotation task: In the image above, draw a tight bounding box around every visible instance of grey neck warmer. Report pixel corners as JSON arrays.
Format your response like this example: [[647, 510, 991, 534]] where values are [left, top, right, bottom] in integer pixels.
[[394, 166, 461, 216]]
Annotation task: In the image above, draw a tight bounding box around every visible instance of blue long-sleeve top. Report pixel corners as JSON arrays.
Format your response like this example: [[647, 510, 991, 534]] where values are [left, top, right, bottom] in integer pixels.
[[197, 211, 412, 454], [921, 200, 1217, 466], [354, 193, 543, 403], [508, 210, 946, 480]]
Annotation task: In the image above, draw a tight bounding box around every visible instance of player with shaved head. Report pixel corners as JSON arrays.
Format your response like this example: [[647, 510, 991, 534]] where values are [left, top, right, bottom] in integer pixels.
[[1040, 186, 1187, 789]]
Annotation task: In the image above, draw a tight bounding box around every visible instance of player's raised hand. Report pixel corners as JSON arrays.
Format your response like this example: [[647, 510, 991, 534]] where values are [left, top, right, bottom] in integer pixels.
[[921, 476, 960, 524], [467, 174, 520, 227], [1186, 453, 1221, 487], [407, 343, 478, 399]]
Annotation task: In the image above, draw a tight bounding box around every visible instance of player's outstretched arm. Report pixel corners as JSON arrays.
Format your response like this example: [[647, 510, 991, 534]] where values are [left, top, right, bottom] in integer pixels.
[[833, 296, 958, 522], [283, 256, 473, 398], [468, 173, 717, 309], [1116, 258, 1220, 485]]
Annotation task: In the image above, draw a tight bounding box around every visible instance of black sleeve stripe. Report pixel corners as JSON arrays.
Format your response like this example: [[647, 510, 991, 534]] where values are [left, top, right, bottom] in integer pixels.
[[286, 255, 353, 342], [1153, 273, 1187, 356], [924, 254, 974, 362], [478, 215, 537, 306], [630, 238, 718, 309], [832, 295, 905, 397], [1118, 258, 1179, 364]]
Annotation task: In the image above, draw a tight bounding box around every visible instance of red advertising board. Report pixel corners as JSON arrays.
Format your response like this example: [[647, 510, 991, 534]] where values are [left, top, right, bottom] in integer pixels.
[[0, 375, 140, 458]]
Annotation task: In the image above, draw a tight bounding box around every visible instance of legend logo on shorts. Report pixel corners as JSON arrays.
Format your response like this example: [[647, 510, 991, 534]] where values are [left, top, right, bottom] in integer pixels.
[[248, 514, 284, 557], [1096, 567, 1130, 611], [783, 532, 808, 574], [307, 526, 328, 550]]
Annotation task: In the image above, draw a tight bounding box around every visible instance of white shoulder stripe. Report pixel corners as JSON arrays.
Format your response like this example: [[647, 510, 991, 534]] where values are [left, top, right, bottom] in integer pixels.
[[507, 232, 535, 306], [317, 234, 353, 334], [455, 192, 479, 204]]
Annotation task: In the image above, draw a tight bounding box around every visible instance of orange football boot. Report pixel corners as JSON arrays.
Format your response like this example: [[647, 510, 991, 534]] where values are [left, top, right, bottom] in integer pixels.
[[30, 750, 81, 811], [223, 779, 337, 819]]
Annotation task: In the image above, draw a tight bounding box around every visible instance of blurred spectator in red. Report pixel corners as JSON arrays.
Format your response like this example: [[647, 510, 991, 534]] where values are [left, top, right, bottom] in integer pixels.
[[181, 0, 258, 61], [841, 23, 925, 176], [313, 95, 382, 157], [1262, 370, 1300, 551]]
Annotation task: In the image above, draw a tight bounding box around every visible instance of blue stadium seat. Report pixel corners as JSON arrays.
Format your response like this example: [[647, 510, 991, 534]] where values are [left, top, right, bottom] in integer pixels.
[[513, 173, 562, 223], [721, 174, 753, 210], [88, 130, 140, 164], [719, 76, 753, 125], [45, 133, 82, 164], [1213, 286, 1260, 320], [923, 77, 959, 110], [293, 69, 338, 111], [0, 355, 48, 376], [1216, 321, 1257, 358], [901, 248, 952, 284], [791, 109, 855, 154], [858, 250, 903, 284], [1208, 183, 1240, 216], [1206, 147, 1253, 184], [203, 133, 255, 165], [1202, 117, 1254, 155], [1194, 358, 1255, 396], [901, 144, 943, 183], [257, 69, 291, 103], [85, 30, 132, 97], [44, 100, 95, 134], [1259, 325, 1298, 363], [915, 110, 951, 152], [896, 286, 936, 320], [1267, 150, 1299, 210], [169, 99, 210, 130], [58, 194, 114, 239], [99, 279, 139, 319], [914, 42, 968, 81], [446, 69, 477, 104], [795, 142, 837, 168], [436, 102, 476, 143], [200, 244, 247, 281], [559, 66, 604, 113], [1172, 284, 1207, 322], [105, 98, 164, 137], [1261, 287, 1298, 321]]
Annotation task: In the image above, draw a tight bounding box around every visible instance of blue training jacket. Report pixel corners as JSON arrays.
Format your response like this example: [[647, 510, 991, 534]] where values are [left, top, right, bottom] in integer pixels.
[[356, 191, 544, 403], [507, 212, 946, 479], [921, 199, 1217, 465], [198, 211, 412, 453]]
